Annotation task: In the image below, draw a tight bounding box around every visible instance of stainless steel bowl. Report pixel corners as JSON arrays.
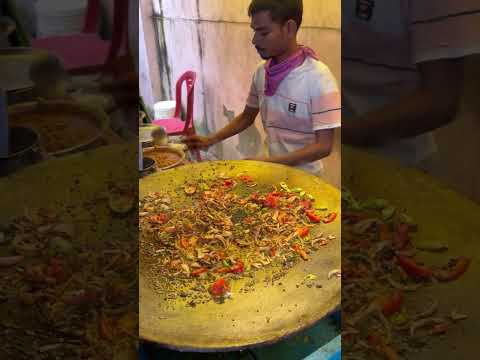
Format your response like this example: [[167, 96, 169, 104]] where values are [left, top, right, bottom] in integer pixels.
[[0, 126, 43, 176]]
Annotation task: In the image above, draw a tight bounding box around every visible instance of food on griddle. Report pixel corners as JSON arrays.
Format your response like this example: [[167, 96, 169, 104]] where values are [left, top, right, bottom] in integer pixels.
[[0, 190, 138, 358], [342, 189, 470, 359], [140, 174, 337, 304]]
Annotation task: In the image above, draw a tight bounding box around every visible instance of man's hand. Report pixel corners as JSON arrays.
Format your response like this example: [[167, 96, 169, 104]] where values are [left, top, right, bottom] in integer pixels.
[[182, 106, 259, 151], [182, 135, 216, 150]]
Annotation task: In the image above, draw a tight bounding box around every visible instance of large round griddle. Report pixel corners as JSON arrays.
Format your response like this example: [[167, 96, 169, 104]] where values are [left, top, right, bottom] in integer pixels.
[[140, 160, 341, 351], [343, 146, 480, 360]]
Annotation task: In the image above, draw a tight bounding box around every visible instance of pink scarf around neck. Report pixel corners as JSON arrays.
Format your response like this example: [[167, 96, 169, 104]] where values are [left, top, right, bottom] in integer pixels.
[[264, 45, 319, 97]]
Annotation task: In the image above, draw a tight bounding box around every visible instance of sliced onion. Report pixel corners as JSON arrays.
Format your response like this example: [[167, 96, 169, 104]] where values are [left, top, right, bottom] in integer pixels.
[[328, 269, 341, 279], [413, 299, 438, 320], [352, 218, 378, 234], [409, 317, 445, 337], [348, 301, 378, 326], [450, 310, 468, 321]]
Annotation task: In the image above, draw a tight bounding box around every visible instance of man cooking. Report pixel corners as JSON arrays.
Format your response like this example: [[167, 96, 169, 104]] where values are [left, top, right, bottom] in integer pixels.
[[184, 0, 341, 176]]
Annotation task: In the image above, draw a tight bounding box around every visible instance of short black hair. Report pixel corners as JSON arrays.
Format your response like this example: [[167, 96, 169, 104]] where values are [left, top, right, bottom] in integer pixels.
[[248, 0, 303, 30]]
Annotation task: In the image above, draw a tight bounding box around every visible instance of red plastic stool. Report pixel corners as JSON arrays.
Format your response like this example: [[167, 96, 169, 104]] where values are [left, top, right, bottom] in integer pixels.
[[153, 71, 201, 161]]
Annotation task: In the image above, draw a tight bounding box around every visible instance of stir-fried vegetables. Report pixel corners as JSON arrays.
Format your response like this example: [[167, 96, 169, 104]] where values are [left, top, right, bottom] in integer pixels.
[[0, 186, 138, 359], [140, 174, 337, 304], [342, 188, 471, 359]]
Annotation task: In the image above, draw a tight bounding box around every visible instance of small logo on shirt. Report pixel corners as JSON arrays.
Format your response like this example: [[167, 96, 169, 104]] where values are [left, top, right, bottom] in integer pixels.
[[288, 103, 297, 113], [356, 0, 375, 21]]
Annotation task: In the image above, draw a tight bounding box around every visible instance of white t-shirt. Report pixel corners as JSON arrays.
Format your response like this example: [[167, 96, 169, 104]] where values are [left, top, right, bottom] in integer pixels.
[[342, 0, 480, 166], [247, 57, 341, 175]]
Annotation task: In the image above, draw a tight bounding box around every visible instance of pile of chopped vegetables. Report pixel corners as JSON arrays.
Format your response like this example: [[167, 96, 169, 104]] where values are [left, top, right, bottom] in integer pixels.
[[139, 174, 337, 304], [342, 189, 471, 360], [0, 184, 138, 359]]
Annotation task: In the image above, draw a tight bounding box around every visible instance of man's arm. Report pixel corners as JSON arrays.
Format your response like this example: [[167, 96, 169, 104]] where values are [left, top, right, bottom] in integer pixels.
[[342, 58, 463, 146], [183, 105, 259, 149], [254, 129, 334, 166]]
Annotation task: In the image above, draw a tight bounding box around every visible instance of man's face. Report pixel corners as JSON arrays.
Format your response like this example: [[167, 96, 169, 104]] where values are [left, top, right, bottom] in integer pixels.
[[250, 11, 290, 60]]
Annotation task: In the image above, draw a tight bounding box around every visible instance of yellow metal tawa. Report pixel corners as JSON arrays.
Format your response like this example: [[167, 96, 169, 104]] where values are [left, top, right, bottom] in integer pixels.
[[0, 144, 138, 359], [140, 160, 341, 351], [0, 143, 134, 221], [343, 146, 480, 359]]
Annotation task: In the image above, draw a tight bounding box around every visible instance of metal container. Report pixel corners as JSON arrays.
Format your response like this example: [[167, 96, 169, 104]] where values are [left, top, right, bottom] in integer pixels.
[[142, 145, 185, 171], [140, 157, 156, 178], [0, 126, 43, 176], [8, 99, 109, 156]]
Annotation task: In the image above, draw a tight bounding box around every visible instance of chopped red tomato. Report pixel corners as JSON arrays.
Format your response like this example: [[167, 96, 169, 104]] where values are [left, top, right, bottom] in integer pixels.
[[367, 333, 382, 347], [64, 289, 100, 306], [393, 223, 410, 250], [191, 267, 208, 277], [377, 223, 393, 242], [306, 210, 321, 223], [322, 212, 337, 224], [239, 175, 254, 183], [180, 238, 190, 249], [430, 323, 449, 335], [209, 278, 230, 297], [297, 227, 310, 237], [270, 247, 277, 257], [149, 213, 168, 224], [378, 291, 404, 316], [300, 200, 312, 210], [230, 261, 244, 274], [264, 193, 280, 208], [292, 244, 309, 260], [99, 315, 113, 341], [434, 257, 471, 282], [45, 258, 66, 282], [223, 179, 234, 188], [396, 255, 433, 280], [278, 212, 289, 224]]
